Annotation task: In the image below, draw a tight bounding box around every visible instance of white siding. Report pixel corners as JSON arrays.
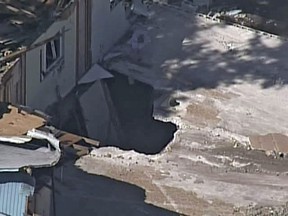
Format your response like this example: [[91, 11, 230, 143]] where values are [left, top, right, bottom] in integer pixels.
[[25, 8, 77, 111], [2, 60, 21, 104]]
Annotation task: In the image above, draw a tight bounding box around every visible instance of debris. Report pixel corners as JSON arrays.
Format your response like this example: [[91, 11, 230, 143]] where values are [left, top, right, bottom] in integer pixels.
[[194, 178, 204, 184], [103, 52, 123, 62], [131, 0, 154, 18], [169, 98, 180, 107], [230, 160, 251, 168], [265, 150, 277, 158], [0, 1, 74, 75], [278, 152, 285, 158], [78, 63, 113, 84], [232, 138, 241, 148], [225, 9, 242, 17], [127, 29, 151, 51]]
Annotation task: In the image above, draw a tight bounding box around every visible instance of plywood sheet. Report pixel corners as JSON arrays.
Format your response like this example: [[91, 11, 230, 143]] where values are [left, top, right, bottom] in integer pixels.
[[0, 106, 45, 136], [249, 133, 288, 153]]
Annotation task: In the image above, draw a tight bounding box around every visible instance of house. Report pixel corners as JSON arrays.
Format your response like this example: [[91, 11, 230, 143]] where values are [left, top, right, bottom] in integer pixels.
[[0, 1, 77, 110], [0, 102, 100, 215], [0, 0, 148, 146], [0, 102, 61, 216], [0, 0, 146, 110], [0, 132, 59, 216]]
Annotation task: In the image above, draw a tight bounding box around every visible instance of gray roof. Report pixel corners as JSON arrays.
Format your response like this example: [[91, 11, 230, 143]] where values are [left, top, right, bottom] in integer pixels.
[[0, 102, 61, 171], [0, 128, 61, 171], [0, 102, 101, 170], [0, 141, 60, 171]]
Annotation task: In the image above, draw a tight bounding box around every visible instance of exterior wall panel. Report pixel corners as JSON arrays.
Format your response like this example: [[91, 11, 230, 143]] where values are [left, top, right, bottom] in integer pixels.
[[25, 7, 77, 111], [0, 173, 35, 216], [1, 59, 23, 105]]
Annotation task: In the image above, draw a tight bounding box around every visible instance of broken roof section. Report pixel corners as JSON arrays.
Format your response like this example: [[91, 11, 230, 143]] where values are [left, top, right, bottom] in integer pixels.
[[0, 101, 101, 215], [0, 102, 100, 164], [0, 104, 46, 136], [0, 129, 61, 172], [0, 102, 60, 171], [0, 0, 73, 74]]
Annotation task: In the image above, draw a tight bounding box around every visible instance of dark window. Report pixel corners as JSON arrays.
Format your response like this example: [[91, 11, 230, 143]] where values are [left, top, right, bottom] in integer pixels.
[[46, 38, 61, 69], [40, 34, 63, 81]]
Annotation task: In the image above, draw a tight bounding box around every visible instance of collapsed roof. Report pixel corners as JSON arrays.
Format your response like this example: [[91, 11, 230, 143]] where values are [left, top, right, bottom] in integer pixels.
[[0, 102, 99, 171], [0, 0, 73, 74], [0, 129, 61, 171]]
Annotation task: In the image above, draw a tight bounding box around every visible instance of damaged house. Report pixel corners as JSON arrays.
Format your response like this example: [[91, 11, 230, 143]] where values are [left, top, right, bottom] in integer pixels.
[[0, 102, 99, 216], [0, 0, 148, 147], [0, 130, 60, 216], [0, 103, 61, 216]]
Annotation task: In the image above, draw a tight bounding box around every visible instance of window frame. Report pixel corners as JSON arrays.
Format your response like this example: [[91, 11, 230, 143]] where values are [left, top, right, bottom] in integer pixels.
[[40, 33, 64, 81]]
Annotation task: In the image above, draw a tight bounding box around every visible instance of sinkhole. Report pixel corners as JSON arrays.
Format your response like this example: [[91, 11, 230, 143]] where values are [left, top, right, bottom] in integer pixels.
[[105, 72, 177, 154]]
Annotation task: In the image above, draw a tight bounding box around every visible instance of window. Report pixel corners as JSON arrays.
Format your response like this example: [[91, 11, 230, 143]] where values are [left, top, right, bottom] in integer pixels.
[[40, 34, 64, 81], [46, 38, 61, 69]]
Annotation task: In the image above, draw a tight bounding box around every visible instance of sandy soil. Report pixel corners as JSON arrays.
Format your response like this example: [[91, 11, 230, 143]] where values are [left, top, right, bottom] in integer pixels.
[[56, 2, 288, 216]]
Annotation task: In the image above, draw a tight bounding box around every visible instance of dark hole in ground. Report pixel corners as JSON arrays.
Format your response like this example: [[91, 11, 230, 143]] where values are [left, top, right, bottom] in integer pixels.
[[105, 72, 177, 154]]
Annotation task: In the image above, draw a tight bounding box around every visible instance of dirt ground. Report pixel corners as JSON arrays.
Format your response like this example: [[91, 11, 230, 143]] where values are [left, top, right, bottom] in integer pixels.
[[55, 2, 288, 216]]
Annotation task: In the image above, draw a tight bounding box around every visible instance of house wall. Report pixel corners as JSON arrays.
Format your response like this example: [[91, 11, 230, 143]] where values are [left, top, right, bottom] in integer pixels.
[[25, 7, 77, 111], [1, 57, 26, 104], [2, 1, 131, 111], [79, 80, 120, 146], [1, 60, 20, 104], [0, 172, 35, 216], [91, 0, 130, 63], [74, 1, 131, 144]]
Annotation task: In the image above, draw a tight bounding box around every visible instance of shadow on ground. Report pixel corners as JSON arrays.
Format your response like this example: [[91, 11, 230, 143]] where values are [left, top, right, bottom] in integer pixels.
[[153, 12, 288, 90], [54, 161, 179, 216], [108, 2, 288, 92]]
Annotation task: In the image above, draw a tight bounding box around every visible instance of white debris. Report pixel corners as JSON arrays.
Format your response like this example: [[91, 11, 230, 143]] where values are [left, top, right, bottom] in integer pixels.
[[0, 136, 32, 144], [27, 129, 60, 152]]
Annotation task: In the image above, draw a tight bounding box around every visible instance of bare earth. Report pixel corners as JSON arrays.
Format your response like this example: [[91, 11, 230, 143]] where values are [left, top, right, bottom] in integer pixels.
[[56, 3, 288, 216]]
